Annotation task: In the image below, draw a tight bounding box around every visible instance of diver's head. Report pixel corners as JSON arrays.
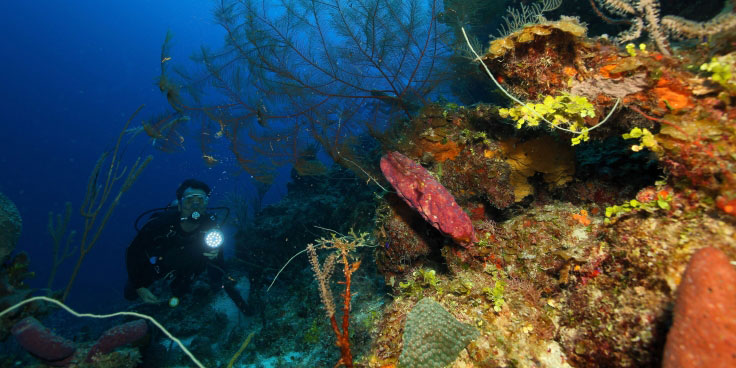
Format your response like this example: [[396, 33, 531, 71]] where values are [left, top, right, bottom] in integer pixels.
[[176, 179, 211, 221]]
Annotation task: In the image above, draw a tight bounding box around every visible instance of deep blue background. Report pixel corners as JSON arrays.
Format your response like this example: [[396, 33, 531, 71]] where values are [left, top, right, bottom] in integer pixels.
[[0, 1, 277, 310]]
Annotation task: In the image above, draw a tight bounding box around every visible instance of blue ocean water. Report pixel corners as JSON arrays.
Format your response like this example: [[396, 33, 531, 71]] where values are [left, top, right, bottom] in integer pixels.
[[0, 1, 257, 308]]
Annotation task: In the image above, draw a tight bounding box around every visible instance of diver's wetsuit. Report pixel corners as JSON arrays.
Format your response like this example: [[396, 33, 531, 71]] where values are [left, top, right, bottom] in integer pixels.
[[123, 209, 251, 314], [124, 209, 224, 299], [123, 210, 251, 317]]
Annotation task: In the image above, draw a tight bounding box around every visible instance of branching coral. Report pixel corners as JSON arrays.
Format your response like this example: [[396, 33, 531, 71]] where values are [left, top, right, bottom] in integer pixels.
[[61, 107, 153, 301], [496, 0, 563, 37], [662, 6, 736, 40], [594, 0, 736, 55], [158, 0, 452, 179], [307, 230, 369, 368]]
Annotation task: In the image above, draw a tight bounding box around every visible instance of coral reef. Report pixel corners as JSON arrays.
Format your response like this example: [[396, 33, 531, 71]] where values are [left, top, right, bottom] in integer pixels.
[[234, 164, 377, 289], [0, 191, 22, 262], [94, 5, 734, 367], [358, 8, 736, 368], [12, 3, 736, 368], [0, 192, 37, 345], [171, 10, 736, 366]]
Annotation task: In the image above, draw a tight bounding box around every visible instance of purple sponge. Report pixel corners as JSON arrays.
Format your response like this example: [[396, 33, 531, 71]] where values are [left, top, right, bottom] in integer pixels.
[[12, 316, 76, 367], [85, 319, 148, 362]]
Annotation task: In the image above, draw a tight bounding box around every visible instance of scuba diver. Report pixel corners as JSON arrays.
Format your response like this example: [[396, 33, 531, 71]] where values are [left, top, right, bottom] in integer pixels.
[[124, 179, 251, 315]]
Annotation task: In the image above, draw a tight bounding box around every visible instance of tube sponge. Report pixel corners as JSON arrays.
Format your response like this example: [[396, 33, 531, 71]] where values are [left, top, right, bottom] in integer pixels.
[[11, 316, 76, 366], [85, 319, 148, 362]]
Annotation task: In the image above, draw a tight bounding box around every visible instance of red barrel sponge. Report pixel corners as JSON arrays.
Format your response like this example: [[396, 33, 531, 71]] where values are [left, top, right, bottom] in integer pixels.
[[11, 316, 76, 367], [85, 319, 148, 362], [380, 151, 476, 245], [663, 247, 736, 368]]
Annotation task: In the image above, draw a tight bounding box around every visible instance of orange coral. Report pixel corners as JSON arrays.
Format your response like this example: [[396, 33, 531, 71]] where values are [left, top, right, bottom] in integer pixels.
[[572, 209, 591, 226], [599, 64, 623, 79], [653, 77, 693, 110], [411, 139, 461, 162], [716, 196, 736, 216]]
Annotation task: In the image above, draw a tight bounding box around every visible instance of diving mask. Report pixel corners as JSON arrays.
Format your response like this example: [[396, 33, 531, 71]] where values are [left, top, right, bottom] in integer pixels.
[[182, 193, 208, 206], [181, 193, 208, 221]]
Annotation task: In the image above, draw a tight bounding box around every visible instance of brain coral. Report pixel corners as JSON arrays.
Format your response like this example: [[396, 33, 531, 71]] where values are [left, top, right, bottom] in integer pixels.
[[399, 298, 479, 368]]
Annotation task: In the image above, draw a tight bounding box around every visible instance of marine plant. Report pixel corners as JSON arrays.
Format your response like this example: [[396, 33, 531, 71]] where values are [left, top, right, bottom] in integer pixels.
[[622, 127, 661, 153], [700, 52, 736, 95], [306, 230, 372, 368], [482, 269, 507, 312], [60, 107, 152, 301], [399, 268, 442, 296], [155, 0, 452, 181], [605, 187, 672, 222], [498, 92, 597, 145]]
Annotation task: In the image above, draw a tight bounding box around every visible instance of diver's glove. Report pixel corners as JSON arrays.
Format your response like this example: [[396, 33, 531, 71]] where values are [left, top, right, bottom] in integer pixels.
[[203, 249, 219, 260], [136, 287, 160, 304]]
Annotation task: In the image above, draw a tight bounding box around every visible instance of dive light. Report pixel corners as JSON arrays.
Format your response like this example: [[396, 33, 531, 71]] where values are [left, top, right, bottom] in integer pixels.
[[205, 229, 224, 249]]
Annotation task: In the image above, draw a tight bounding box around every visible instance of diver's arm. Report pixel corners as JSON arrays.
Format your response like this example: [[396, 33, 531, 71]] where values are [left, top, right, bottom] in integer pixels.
[[125, 225, 160, 290], [136, 287, 159, 304], [203, 249, 219, 260], [215, 248, 225, 266], [126, 236, 161, 304], [126, 237, 149, 286]]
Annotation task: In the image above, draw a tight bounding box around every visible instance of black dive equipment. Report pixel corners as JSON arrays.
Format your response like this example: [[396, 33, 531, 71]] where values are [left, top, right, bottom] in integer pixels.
[[134, 206, 230, 232], [135, 206, 229, 252], [133, 205, 249, 315]]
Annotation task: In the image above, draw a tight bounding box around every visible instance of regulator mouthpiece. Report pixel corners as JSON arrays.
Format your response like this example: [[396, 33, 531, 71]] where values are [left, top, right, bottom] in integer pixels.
[[181, 211, 202, 222]]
